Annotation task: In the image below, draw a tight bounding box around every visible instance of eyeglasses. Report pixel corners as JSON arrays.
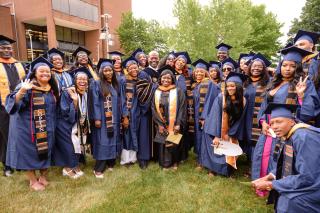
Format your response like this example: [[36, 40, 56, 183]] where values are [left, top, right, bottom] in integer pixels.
[[223, 67, 232, 72]]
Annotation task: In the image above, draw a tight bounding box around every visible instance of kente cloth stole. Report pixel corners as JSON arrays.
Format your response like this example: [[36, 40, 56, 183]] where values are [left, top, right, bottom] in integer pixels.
[[0, 62, 25, 104], [77, 92, 90, 138], [136, 78, 153, 105], [31, 90, 49, 160], [104, 94, 113, 133], [154, 88, 177, 133], [198, 79, 209, 115], [125, 76, 137, 112], [251, 85, 266, 142], [285, 86, 297, 105], [185, 77, 194, 133], [88, 65, 99, 80]]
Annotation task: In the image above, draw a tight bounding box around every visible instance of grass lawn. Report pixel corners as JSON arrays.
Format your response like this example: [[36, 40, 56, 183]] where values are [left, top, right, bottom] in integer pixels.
[[0, 154, 273, 213]]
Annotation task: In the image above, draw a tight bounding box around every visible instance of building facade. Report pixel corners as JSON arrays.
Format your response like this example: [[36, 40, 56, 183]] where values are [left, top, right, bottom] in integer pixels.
[[0, 0, 131, 63]]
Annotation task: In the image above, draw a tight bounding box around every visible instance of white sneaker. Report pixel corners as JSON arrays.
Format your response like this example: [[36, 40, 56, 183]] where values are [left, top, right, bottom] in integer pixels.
[[74, 169, 84, 177]]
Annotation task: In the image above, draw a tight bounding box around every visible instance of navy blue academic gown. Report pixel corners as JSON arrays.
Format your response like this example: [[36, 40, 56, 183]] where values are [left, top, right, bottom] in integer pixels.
[[136, 70, 158, 161], [192, 80, 219, 162], [271, 126, 320, 213], [52, 90, 80, 168], [90, 80, 121, 161], [5, 85, 56, 170], [52, 71, 73, 92], [200, 94, 247, 176], [120, 77, 140, 152]]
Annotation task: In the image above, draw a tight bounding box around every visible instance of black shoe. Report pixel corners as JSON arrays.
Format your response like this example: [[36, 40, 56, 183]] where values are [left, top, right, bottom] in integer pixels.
[[3, 167, 14, 177], [138, 161, 148, 170]]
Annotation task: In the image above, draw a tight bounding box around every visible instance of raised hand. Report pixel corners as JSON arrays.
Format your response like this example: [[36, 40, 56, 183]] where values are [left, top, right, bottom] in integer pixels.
[[67, 86, 77, 101], [20, 79, 33, 92], [296, 75, 308, 97]]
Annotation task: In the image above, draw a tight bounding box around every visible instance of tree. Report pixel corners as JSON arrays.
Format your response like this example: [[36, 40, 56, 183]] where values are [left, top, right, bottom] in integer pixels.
[[117, 12, 169, 56], [167, 0, 282, 61], [288, 0, 320, 41]]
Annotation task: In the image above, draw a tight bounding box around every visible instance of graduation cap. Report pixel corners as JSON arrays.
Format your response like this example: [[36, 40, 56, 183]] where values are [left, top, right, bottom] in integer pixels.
[[158, 64, 177, 75], [72, 46, 91, 57], [108, 51, 125, 57], [122, 56, 139, 68], [226, 72, 247, 84], [248, 53, 272, 67], [167, 51, 176, 58], [215, 42, 232, 52], [264, 103, 298, 119], [69, 66, 93, 79], [238, 53, 249, 63], [294, 30, 320, 44], [221, 57, 239, 69], [0, 35, 15, 45], [174, 51, 192, 64], [131, 48, 145, 59], [96, 58, 114, 71], [192, 59, 210, 70], [43, 48, 65, 60], [209, 61, 221, 69], [280, 46, 312, 63], [26, 56, 53, 79]]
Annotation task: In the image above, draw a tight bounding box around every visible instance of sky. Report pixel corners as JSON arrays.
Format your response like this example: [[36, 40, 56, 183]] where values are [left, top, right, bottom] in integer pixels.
[[132, 0, 306, 43]]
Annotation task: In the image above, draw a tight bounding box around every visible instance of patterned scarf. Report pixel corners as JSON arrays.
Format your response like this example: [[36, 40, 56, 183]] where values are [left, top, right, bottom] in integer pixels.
[[125, 75, 137, 111], [31, 88, 51, 160], [136, 77, 154, 105], [185, 77, 194, 133], [251, 85, 266, 142], [104, 94, 114, 136]]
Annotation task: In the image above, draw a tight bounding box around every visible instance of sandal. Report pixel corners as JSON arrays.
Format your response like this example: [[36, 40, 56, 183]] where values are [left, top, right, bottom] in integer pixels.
[[38, 176, 49, 186], [63, 168, 78, 179], [29, 181, 45, 191]]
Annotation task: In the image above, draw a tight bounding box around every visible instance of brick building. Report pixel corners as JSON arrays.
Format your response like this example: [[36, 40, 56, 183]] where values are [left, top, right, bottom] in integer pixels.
[[0, 0, 132, 63]]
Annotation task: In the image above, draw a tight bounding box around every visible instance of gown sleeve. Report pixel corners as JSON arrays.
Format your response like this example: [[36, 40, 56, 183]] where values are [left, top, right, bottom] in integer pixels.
[[59, 90, 76, 124], [5, 83, 30, 114], [90, 80, 102, 121]]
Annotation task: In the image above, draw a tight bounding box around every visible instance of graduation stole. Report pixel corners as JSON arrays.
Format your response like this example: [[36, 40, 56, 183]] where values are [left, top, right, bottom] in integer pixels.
[[0, 61, 25, 104], [251, 84, 267, 142], [198, 78, 210, 115], [185, 77, 194, 133], [302, 52, 318, 74], [103, 92, 114, 135], [30, 86, 52, 160], [52, 69, 73, 90], [136, 77, 154, 105], [77, 92, 90, 138], [87, 64, 99, 80], [125, 75, 137, 111], [154, 86, 177, 133]]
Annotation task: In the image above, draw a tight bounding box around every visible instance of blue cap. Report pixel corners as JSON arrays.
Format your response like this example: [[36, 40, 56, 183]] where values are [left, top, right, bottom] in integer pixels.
[[122, 56, 139, 68], [108, 51, 125, 57], [264, 103, 298, 119], [97, 58, 114, 71], [248, 53, 271, 67], [215, 43, 232, 52], [209, 61, 221, 70], [26, 56, 53, 79], [192, 59, 210, 70], [238, 53, 249, 63], [0, 35, 15, 45], [69, 66, 93, 79], [280, 46, 312, 63], [72, 46, 91, 57], [43, 48, 65, 60], [221, 57, 239, 69], [131, 48, 145, 59], [226, 72, 247, 84], [294, 30, 320, 44], [174, 51, 192, 64], [167, 51, 176, 59]]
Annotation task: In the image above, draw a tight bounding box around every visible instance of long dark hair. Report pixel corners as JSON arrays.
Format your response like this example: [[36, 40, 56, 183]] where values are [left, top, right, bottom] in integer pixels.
[[244, 61, 269, 88], [266, 61, 304, 92], [98, 66, 119, 97], [29, 68, 60, 100], [224, 83, 244, 125], [313, 55, 320, 90]]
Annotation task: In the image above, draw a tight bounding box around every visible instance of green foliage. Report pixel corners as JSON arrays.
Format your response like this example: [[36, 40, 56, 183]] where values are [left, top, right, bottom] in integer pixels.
[[116, 12, 169, 56], [288, 0, 320, 42], [117, 1, 282, 61]]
